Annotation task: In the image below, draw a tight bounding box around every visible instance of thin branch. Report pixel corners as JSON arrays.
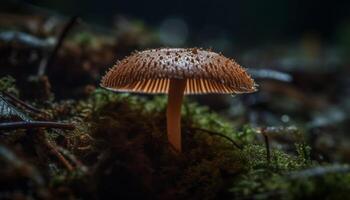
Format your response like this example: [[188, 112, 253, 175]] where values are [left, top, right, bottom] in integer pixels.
[[2, 91, 49, 118], [0, 121, 75, 130], [36, 130, 74, 172], [190, 127, 242, 150], [38, 16, 79, 76], [57, 146, 88, 172], [260, 128, 271, 164]]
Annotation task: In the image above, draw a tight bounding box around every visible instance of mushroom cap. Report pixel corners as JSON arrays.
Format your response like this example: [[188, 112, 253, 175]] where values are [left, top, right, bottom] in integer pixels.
[[101, 48, 257, 95]]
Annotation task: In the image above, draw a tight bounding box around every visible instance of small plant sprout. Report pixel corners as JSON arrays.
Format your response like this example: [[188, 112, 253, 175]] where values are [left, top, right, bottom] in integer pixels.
[[101, 48, 257, 153]]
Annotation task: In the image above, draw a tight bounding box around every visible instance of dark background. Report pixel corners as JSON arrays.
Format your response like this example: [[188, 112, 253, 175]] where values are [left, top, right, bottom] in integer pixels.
[[19, 0, 350, 46]]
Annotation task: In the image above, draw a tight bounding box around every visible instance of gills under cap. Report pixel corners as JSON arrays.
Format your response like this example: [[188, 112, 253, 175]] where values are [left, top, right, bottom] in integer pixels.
[[101, 48, 257, 95]]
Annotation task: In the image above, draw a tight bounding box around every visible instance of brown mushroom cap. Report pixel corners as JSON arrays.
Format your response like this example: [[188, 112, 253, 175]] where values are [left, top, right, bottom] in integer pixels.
[[101, 48, 257, 94]]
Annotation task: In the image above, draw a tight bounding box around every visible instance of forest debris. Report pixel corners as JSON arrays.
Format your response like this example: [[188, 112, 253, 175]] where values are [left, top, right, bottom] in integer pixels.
[[0, 121, 75, 131], [0, 94, 31, 121], [0, 87, 51, 120], [57, 146, 88, 172], [0, 85, 75, 172], [2, 91, 49, 118], [34, 129, 74, 172]]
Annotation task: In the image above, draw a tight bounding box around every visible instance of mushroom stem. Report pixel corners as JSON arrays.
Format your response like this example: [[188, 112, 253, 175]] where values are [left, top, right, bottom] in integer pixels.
[[167, 78, 187, 152]]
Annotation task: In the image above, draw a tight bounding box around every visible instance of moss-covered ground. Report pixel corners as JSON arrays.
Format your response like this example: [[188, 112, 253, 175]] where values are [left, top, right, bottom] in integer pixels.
[[1, 77, 350, 200]]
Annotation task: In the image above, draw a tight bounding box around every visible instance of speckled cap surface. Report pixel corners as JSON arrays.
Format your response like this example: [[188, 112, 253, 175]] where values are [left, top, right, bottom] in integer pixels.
[[101, 48, 257, 94]]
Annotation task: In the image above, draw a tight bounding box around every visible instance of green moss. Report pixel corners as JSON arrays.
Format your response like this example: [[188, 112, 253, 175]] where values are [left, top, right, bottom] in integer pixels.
[[40, 88, 350, 199]]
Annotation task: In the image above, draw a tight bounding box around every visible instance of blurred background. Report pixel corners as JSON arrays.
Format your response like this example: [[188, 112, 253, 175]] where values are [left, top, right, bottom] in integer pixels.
[[1, 0, 350, 162], [18, 0, 350, 49]]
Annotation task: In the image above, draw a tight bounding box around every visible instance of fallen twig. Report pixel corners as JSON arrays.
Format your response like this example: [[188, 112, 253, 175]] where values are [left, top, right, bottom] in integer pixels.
[[57, 146, 88, 172], [190, 127, 242, 150], [260, 128, 271, 164], [36, 130, 74, 172], [38, 16, 79, 76], [2, 91, 49, 118], [0, 121, 75, 130]]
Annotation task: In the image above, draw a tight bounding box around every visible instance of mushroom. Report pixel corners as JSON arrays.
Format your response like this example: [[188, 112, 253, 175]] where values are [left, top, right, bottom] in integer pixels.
[[101, 48, 257, 152]]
